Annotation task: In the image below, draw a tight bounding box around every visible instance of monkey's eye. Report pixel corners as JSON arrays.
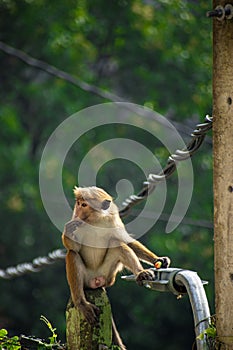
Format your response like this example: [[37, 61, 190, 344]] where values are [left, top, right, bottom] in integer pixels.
[[77, 201, 80, 206], [81, 203, 87, 207]]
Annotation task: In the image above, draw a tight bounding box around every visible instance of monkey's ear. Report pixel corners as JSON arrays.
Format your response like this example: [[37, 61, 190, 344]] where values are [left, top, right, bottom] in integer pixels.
[[101, 199, 111, 210]]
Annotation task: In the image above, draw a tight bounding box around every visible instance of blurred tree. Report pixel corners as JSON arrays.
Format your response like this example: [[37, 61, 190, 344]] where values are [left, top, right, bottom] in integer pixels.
[[0, 1, 213, 349]]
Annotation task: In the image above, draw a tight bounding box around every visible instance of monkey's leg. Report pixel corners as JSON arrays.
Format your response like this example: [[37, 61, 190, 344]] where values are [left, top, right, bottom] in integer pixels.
[[116, 243, 144, 276], [91, 242, 159, 290], [117, 242, 169, 286], [66, 250, 99, 324], [93, 244, 142, 287]]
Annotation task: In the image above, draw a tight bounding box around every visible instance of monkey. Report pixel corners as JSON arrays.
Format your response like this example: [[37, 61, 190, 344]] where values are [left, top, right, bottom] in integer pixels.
[[62, 186, 170, 336]]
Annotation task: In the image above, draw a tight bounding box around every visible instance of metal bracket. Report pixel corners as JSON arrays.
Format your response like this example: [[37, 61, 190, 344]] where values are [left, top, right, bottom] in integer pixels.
[[121, 267, 208, 296], [122, 268, 210, 350]]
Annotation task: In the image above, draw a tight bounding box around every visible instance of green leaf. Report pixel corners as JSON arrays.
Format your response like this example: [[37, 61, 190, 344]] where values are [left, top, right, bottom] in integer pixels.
[[205, 326, 217, 338], [197, 325, 216, 341], [0, 328, 8, 338], [196, 333, 204, 341]]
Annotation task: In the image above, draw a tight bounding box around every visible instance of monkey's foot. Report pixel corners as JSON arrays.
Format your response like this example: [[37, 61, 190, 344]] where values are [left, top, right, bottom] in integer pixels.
[[79, 300, 100, 325], [135, 269, 155, 286]]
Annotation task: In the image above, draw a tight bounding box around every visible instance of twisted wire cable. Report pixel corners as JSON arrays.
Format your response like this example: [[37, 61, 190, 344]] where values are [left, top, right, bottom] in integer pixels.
[[0, 249, 66, 279], [119, 114, 212, 217], [0, 115, 212, 279]]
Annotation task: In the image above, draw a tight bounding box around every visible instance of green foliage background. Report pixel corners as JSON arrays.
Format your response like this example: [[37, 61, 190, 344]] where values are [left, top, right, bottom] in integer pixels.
[[0, 1, 213, 349]]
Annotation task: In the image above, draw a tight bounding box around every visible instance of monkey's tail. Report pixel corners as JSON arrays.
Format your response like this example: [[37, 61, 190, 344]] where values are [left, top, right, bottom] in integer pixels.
[[111, 316, 127, 350]]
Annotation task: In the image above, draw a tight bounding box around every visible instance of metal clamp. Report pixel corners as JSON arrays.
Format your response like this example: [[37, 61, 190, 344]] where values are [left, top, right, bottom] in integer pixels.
[[122, 268, 210, 350], [121, 267, 207, 296]]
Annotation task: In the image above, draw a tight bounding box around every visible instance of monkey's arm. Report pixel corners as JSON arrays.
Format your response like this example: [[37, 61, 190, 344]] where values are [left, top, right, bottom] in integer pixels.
[[128, 240, 171, 267], [128, 240, 171, 287], [128, 240, 158, 265]]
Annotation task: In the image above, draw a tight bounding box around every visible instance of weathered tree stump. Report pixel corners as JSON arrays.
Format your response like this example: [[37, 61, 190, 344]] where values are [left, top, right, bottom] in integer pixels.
[[66, 288, 114, 350]]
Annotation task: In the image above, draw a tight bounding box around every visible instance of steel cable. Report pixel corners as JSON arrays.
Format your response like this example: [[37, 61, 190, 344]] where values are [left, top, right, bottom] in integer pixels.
[[0, 115, 212, 279]]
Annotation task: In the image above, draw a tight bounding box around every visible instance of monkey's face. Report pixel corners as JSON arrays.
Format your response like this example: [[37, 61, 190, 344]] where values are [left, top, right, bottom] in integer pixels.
[[73, 198, 112, 221], [72, 186, 116, 224], [74, 199, 93, 221]]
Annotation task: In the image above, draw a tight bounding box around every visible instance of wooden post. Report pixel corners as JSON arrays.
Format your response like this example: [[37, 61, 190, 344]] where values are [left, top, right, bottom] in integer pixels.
[[213, 1, 233, 348], [66, 289, 113, 350]]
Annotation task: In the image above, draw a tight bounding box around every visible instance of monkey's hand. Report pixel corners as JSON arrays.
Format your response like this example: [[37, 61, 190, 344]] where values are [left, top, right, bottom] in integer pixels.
[[79, 300, 100, 325], [154, 256, 171, 269], [64, 219, 84, 238], [135, 269, 156, 286]]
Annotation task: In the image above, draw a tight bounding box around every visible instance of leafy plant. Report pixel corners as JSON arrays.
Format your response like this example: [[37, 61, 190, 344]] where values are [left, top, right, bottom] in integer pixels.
[[197, 324, 216, 340], [196, 316, 216, 350], [40, 315, 58, 345], [0, 329, 20, 350], [0, 316, 64, 350]]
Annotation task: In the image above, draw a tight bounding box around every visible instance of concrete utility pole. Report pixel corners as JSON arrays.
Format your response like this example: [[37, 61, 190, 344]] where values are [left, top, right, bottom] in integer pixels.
[[212, 1, 233, 348]]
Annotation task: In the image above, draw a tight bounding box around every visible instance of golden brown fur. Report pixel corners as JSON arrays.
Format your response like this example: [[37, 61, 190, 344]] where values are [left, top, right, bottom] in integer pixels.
[[62, 186, 170, 347]]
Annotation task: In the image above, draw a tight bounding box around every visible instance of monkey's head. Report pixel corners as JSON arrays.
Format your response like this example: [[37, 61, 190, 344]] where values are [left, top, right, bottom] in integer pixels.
[[73, 186, 115, 221]]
